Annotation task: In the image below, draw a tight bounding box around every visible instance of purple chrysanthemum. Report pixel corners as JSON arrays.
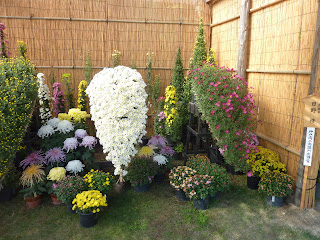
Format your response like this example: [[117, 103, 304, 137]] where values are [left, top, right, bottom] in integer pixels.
[[63, 137, 78, 152], [147, 135, 168, 148], [80, 136, 97, 150], [159, 146, 175, 156], [45, 148, 66, 165], [19, 151, 45, 169], [75, 129, 88, 139]]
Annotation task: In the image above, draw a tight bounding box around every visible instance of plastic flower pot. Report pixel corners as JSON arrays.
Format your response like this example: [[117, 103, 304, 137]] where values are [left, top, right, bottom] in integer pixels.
[[133, 183, 150, 193], [67, 202, 76, 214], [79, 212, 98, 228], [175, 189, 188, 202], [266, 195, 284, 207], [193, 196, 210, 210], [50, 194, 63, 205], [24, 195, 42, 208], [226, 164, 243, 175], [0, 188, 15, 202], [247, 176, 261, 190]]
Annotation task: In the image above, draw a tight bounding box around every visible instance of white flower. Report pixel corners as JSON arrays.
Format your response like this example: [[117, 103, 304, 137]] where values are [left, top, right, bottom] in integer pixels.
[[86, 66, 148, 176], [37, 73, 52, 124], [65, 160, 85, 175], [37, 125, 55, 139], [80, 136, 97, 150], [153, 154, 168, 165], [63, 137, 78, 152], [47, 118, 61, 129], [57, 120, 74, 134], [75, 129, 88, 139]]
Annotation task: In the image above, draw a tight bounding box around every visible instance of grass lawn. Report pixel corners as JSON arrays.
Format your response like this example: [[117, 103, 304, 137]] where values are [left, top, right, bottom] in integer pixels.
[[1, 174, 320, 240]]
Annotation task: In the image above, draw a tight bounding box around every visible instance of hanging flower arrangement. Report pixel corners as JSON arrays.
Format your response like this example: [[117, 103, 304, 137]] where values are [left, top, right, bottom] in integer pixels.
[[86, 66, 148, 176]]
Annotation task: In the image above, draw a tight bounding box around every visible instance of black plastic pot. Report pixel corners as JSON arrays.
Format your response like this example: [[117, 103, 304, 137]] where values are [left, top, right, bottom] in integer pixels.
[[133, 183, 150, 193], [175, 189, 188, 202], [226, 164, 244, 175], [266, 195, 284, 207], [247, 176, 261, 190], [79, 212, 98, 228], [0, 188, 14, 202], [67, 202, 76, 214], [193, 196, 210, 210]]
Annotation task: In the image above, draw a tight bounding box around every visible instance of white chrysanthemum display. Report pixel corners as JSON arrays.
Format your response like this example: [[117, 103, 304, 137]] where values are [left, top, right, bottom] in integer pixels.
[[153, 154, 168, 165], [37, 73, 52, 124], [75, 129, 88, 139], [57, 120, 74, 134], [47, 118, 61, 129], [37, 125, 55, 139], [65, 160, 85, 175], [63, 137, 78, 152], [86, 66, 148, 176]]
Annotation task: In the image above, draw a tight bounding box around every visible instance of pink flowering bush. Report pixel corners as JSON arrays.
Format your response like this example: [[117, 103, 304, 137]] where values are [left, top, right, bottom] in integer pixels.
[[182, 174, 216, 200], [191, 64, 258, 171], [53, 82, 66, 117]]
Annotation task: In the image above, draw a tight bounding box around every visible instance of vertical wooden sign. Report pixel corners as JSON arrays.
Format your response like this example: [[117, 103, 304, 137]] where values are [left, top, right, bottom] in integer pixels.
[[300, 94, 320, 209]]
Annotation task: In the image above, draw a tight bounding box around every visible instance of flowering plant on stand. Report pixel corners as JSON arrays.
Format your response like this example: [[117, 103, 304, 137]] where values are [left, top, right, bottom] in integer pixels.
[[126, 157, 158, 187], [53, 175, 87, 203], [153, 154, 168, 174], [84, 169, 114, 194], [191, 63, 258, 172], [37, 73, 52, 124], [53, 82, 66, 117], [77, 80, 88, 111], [169, 166, 196, 190], [164, 85, 178, 135], [258, 172, 294, 197], [86, 66, 148, 177], [72, 190, 107, 213]]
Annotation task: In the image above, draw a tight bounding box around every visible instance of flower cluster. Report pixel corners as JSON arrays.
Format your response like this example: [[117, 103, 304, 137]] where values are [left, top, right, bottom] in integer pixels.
[[84, 169, 114, 194], [169, 166, 197, 190], [44, 148, 66, 166], [19, 151, 46, 169], [37, 73, 52, 124], [182, 174, 216, 200], [20, 165, 46, 197], [72, 190, 107, 213], [53, 175, 87, 203], [77, 80, 88, 111], [86, 66, 148, 176], [137, 146, 155, 158], [0, 23, 10, 58], [153, 97, 166, 136], [147, 135, 167, 148], [58, 108, 90, 123], [247, 146, 286, 178], [52, 82, 66, 117], [191, 64, 258, 171], [47, 167, 66, 182], [126, 157, 159, 186], [164, 85, 178, 129], [258, 172, 294, 197], [65, 160, 85, 175]]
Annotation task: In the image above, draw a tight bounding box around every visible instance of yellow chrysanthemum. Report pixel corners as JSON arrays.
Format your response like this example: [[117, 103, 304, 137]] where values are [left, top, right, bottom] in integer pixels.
[[20, 165, 45, 187], [137, 146, 155, 157], [47, 167, 66, 181]]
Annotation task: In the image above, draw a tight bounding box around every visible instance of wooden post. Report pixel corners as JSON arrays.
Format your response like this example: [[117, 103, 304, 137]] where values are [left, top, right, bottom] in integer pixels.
[[294, 0, 320, 208], [237, 0, 250, 80]]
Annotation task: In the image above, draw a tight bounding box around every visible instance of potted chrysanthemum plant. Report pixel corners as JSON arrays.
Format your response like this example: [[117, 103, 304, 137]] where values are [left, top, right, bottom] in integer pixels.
[[152, 154, 168, 184], [72, 190, 108, 228], [46, 167, 66, 205], [84, 169, 115, 196], [20, 165, 46, 208]]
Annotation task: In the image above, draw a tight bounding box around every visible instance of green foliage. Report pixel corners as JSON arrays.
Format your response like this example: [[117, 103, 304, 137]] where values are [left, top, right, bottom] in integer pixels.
[[153, 97, 166, 136], [258, 172, 294, 197], [49, 68, 56, 88], [77, 80, 88, 111], [0, 56, 38, 179], [0, 23, 9, 58], [182, 205, 209, 229], [146, 52, 154, 105], [84, 51, 92, 83], [189, 18, 207, 68], [40, 131, 75, 152], [175, 142, 184, 153], [206, 48, 218, 66], [152, 74, 161, 109], [1, 162, 19, 189], [112, 49, 121, 67], [247, 146, 287, 178], [126, 157, 159, 186], [172, 47, 185, 101], [131, 58, 137, 69], [84, 169, 115, 194], [16, 41, 28, 59], [20, 181, 46, 198], [61, 73, 75, 110]]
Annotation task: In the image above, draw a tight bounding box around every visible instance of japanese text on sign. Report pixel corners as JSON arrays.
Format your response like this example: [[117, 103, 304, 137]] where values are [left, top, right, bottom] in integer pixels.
[[303, 94, 320, 128], [303, 127, 315, 166]]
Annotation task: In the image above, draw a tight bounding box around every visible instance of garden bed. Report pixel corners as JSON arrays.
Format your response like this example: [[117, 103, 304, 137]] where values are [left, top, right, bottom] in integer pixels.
[[0, 175, 319, 240]]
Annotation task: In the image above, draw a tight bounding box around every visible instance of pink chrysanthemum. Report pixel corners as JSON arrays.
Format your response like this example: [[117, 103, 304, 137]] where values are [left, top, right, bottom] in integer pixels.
[[147, 135, 168, 148], [75, 129, 88, 139], [159, 146, 175, 156], [63, 137, 78, 152], [19, 151, 46, 169], [80, 136, 97, 150], [45, 148, 66, 165]]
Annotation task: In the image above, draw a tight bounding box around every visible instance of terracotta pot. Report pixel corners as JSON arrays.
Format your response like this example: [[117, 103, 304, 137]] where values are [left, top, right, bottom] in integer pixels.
[[24, 195, 42, 208], [50, 194, 62, 205]]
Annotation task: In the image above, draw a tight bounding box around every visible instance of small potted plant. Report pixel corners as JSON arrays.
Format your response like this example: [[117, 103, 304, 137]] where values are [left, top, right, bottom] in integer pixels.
[[0, 163, 19, 202], [46, 167, 66, 205], [169, 166, 197, 201], [83, 169, 114, 196], [247, 146, 287, 190], [153, 154, 168, 184], [258, 171, 294, 207], [72, 190, 108, 228], [174, 143, 184, 160], [126, 157, 158, 192], [53, 175, 87, 213], [20, 165, 46, 208], [182, 174, 216, 210]]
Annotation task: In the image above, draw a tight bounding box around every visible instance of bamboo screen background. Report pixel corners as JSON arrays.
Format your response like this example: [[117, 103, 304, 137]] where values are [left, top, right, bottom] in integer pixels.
[[210, 0, 319, 179]]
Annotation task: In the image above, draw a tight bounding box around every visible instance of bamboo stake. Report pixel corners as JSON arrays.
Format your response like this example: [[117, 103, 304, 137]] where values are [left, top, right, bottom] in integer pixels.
[[246, 69, 311, 75]]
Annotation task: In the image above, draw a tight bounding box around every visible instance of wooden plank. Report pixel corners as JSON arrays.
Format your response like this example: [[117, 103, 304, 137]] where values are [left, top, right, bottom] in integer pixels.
[[237, 0, 250, 80], [300, 166, 309, 210]]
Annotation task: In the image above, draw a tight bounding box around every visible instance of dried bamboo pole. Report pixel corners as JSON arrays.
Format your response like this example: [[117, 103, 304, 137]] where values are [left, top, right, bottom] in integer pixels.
[[246, 69, 311, 75], [34, 66, 190, 70]]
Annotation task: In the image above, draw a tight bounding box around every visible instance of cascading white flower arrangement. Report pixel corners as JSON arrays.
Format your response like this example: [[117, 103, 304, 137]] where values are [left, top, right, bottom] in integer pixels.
[[37, 73, 52, 124], [86, 66, 148, 176]]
